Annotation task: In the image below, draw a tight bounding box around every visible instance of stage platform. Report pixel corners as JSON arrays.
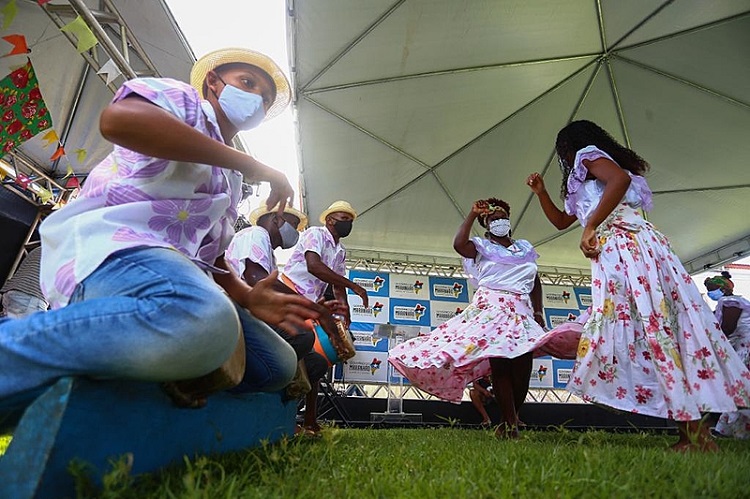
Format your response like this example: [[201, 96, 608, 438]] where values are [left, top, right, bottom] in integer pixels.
[[314, 395, 676, 432]]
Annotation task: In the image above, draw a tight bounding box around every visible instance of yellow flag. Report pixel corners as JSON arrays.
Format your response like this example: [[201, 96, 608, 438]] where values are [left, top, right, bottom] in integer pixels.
[[41, 129, 59, 148], [60, 15, 98, 53], [63, 164, 75, 179], [1, 0, 18, 30], [37, 186, 53, 204], [75, 148, 87, 164], [0, 168, 5, 181]]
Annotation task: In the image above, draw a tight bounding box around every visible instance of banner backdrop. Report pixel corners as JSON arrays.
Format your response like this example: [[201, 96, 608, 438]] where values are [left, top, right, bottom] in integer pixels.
[[339, 269, 589, 390]]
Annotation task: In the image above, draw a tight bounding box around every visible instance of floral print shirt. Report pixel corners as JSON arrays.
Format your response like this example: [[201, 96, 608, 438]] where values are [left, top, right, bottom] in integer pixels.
[[281, 226, 346, 301], [225, 226, 276, 279], [39, 78, 242, 308]]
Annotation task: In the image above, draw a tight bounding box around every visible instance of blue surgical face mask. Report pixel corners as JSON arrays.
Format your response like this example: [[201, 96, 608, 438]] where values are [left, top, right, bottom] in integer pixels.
[[216, 78, 266, 131], [278, 220, 299, 249], [707, 289, 724, 301]]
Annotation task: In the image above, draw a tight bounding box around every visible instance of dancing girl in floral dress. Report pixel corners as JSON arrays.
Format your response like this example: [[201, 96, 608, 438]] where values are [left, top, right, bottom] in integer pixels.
[[389, 198, 547, 438], [526, 120, 750, 451]]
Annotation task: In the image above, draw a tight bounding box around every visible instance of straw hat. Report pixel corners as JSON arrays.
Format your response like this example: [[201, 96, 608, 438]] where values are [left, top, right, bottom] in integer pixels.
[[190, 48, 291, 120], [248, 200, 308, 230], [319, 200, 357, 224]]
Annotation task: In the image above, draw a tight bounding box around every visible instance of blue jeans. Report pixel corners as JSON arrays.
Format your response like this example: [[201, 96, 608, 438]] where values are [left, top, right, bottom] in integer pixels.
[[0, 247, 296, 399], [1, 290, 48, 318]]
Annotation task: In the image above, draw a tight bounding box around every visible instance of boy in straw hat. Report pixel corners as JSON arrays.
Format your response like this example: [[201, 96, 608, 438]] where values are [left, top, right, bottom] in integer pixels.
[[280, 200, 369, 434], [0, 48, 323, 404]]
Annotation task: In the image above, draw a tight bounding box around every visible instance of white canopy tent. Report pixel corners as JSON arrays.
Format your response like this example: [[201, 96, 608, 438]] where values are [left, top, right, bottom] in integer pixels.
[[288, 0, 750, 275]]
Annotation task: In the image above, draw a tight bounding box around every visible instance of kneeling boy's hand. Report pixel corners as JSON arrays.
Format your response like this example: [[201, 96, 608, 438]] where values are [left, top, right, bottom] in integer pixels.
[[245, 271, 320, 334]]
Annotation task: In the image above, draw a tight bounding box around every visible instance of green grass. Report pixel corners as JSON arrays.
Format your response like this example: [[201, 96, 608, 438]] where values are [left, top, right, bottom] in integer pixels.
[[49, 427, 750, 498]]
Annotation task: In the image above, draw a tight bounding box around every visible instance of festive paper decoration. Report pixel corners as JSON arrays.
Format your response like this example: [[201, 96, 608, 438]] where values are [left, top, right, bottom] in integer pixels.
[[60, 15, 98, 53], [74, 148, 87, 164], [50, 145, 65, 161], [65, 175, 80, 189], [1, 0, 17, 30], [2, 34, 28, 55], [63, 164, 74, 179], [0, 168, 5, 180], [96, 58, 122, 85], [37, 0, 52, 5], [0, 60, 52, 153], [36, 186, 53, 204], [15, 172, 31, 189], [41, 129, 59, 147]]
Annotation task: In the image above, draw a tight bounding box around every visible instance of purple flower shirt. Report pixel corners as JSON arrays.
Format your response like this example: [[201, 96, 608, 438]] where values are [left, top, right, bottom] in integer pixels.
[[225, 226, 276, 278], [39, 78, 242, 308], [281, 226, 346, 301]]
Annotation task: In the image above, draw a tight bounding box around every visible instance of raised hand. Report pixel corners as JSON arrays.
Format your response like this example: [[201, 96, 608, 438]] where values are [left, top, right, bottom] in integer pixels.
[[265, 171, 294, 217], [526, 173, 546, 195]]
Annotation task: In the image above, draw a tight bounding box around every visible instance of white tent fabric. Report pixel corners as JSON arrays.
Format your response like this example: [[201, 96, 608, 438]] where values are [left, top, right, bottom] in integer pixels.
[[289, 0, 750, 273]]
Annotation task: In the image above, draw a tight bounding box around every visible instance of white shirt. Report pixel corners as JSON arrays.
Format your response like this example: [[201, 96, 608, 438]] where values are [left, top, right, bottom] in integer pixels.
[[462, 237, 538, 294], [281, 226, 346, 301], [225, 226, 276, 278]]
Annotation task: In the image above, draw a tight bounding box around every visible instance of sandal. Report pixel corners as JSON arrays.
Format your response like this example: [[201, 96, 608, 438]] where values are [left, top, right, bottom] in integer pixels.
[[161, 382, 207, 409]]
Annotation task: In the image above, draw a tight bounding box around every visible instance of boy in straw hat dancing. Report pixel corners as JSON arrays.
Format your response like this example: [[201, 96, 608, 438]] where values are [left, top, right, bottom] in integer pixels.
[[280, 200, 369, 434], [0, 48, 325, 406]]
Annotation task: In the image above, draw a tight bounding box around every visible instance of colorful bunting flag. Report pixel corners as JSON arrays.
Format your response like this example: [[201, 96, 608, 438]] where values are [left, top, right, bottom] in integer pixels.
[[65, 175, 80, 189], [0, 168, 5, 181], [0, 60, 52, 153], [63, 163, 74, 179], [60, 15, 98, 53], [37, 0, 52, 5], [50, 145, 65, 161], [1, 0, 17, 30], [15, 172, 31, 189], [36, 186, 53, 204], [1, 34, 28, 56], [74, 148, 87, 164], [96, 58, 122, 85], [41, 129, 59, 147]]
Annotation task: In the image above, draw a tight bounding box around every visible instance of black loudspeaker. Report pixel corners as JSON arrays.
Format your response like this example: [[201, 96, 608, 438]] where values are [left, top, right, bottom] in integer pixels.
[[0, 188, 39, 285]]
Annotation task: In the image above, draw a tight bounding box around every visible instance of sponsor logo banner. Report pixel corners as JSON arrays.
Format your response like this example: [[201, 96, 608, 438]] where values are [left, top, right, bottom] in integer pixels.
[[529, 358, 554, 388], [574, 287, 592, 309], [389, 273, 428, 299], [337, 351, 389, 383], [428, 276, 469, 302], [553, 359, 576, 389], [544, 308, 582, 329], [349, 295, 390, 325], [542, 285, 577, 308], [347, 270, 389, 297], [429, 300, 469, 327], [350, 328, 388, 352], [389, 298, 431, 326]]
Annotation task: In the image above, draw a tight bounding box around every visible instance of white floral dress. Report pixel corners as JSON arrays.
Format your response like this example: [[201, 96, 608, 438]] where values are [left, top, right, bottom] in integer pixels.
[[565, 146, 750, 421], [714, 295, 750, 438], [388, 238, 547, 403]]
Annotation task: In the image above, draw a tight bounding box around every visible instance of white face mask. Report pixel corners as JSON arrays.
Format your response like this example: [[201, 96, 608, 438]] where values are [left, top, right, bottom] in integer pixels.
[[489, 218, 511, 237], [278, 220, 299, 249], [217, 80, 266, 131]]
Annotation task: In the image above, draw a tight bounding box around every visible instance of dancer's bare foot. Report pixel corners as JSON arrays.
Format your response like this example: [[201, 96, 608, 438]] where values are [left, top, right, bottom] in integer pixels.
[[495, 422, 520, 439]]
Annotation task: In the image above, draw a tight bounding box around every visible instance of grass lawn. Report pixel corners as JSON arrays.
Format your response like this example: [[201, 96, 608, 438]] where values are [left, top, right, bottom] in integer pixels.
[[12, 427, 744, 498]]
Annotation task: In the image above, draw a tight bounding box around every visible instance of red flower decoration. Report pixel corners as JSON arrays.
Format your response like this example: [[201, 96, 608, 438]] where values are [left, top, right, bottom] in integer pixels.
[[6, 120, 23, 135], [10, 67, 30, 89], [2, 110, 14, 122]]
